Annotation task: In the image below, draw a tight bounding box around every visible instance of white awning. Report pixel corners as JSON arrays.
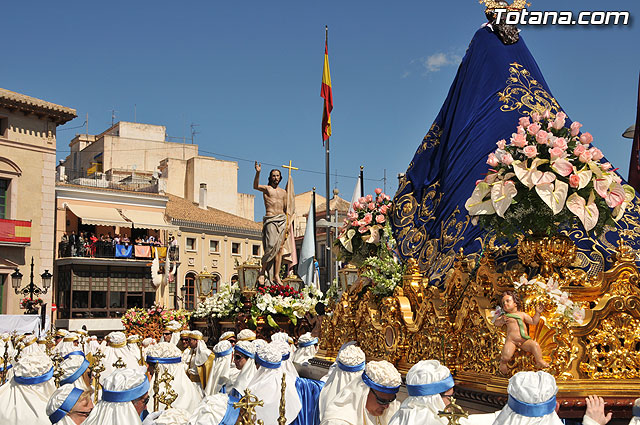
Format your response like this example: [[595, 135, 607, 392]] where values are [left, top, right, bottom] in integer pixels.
[[67, 204, 131, 228], [121, 209, 176, 231]]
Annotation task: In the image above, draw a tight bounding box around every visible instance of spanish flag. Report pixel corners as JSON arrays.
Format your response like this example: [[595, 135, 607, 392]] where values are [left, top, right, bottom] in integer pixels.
[[321, 28, 333, 142]]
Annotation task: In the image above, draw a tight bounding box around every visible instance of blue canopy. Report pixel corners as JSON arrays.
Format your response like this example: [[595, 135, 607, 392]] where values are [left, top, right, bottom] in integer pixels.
[[392, 26, 640, 285]]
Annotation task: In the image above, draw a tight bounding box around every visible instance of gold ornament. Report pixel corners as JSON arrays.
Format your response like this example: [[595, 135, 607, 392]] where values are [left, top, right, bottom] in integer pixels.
[[234, 389, 265, 425], [156, 369, 178, 409], [480, 0, 531, 12], [112, 356, 126, 369], [277, 373, 287, 425], [438, 397, 470, 425]]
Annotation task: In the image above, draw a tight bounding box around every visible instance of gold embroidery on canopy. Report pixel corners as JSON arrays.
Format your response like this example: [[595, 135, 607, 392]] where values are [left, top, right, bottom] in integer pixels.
[[497, 62, 561, 117]]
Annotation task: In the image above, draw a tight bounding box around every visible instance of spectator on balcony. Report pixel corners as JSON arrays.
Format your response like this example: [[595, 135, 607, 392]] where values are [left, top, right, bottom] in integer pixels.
[[59, 233, 69, 257], [69, 231, 79, 257], [121, 235, 130, 245]]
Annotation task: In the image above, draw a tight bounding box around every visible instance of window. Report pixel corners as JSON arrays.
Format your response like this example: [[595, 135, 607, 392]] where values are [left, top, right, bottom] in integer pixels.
[[0, 117, 7, 138], [231, 242, 241, 255], [252, 244, 260, 257], [209, 240, 219, 253], [0, 179, 9, 219], [186, 237, 196, 251], [184, 273, 196, 310]]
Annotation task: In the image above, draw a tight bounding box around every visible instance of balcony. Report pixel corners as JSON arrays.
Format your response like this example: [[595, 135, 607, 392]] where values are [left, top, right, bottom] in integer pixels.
[[57, 240, 179, 262], [0, 218, 31, 246], [59, 169, 159, 194]]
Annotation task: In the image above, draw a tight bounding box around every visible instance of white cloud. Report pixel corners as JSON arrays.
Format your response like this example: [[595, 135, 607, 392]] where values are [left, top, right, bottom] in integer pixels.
[[423, 52, 462, 73]]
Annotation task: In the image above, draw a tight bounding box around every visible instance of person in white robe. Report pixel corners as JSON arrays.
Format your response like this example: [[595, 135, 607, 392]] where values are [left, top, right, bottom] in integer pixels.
[[247, 343, 302, 425], [319, 344, 366, 421], [86, 336, 101, 355], [219, 331, 236, 345], [320, 360, 402, 425], [0, 352, 56, 424], [228, 340, 257, 399], [128, 334, 143, 364], [205, 340, 235, 395], [60, 354, 93, 391], [272, 340, 298, 378], [142, 337, 157, 357], [187, 393, 232, 425], [187, 330, 215, 389], [57, 332, 82, 357], [237, 329, 256, 342], [147, 342, 204, 414], [83, 368, 161, 425], [292, 332, 318, 365], [100, 332, 141, 384], [180, 330, 193, 360], [18, 334, 47, 358], [53, 329, 69, 354], [165, 320, 183, 346], [46, 383, 94, 425], [629, 398, 640, 425]]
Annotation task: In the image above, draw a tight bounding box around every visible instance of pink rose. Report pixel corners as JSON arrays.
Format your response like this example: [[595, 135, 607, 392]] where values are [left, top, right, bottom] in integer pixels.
[[516, 126, 526, 135], [553, 137, 568, 151], [363, 213, 373, 225], [351, 220, 359, 227], [519, 117, 531, 128], [535, 130, 549, 144], [486, 153, 499, 167], [365, 194, 373, 202], [496, 139, 506, 150], [501, 152, 514, 166], [531, 112, 541, 122], [543, 110, 551, 119], [579, 151, 593, 163], [573, 144, 587, 156], [375, 214, 386, 224], [601, 162, 612, 170], [589, 147, 603, 161], [352, 202, 361, 210], [579, 132, 593, 145], [527, 123, 541, 135], [523, 145, 538, 158], [347, 211, 357, 220], [549, 147, 564, 160], [552, 115, 566, 130], [557, 112, 567, 120], [358, 225, 370, 234], [569, 173, 580, 188], [368, 202, 376, 210], [379, 204, 389, 215], [511, 133, 527, 148], [358, 197, 366, 204], [375, 187, 382, 195], [570, 121, 583, 136]]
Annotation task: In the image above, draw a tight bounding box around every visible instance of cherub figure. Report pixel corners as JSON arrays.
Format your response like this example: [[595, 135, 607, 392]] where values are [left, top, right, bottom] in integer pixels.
[[494, 291, 549, 375]]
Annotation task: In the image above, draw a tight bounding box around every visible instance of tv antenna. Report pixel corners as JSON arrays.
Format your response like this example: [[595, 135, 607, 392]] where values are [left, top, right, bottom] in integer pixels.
[[190, 123, 200, 144]]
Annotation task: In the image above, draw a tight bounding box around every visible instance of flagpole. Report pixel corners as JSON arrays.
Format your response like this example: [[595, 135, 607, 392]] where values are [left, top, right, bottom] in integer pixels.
[[360, 165, 364, 196], [324, 26, 332, 292]]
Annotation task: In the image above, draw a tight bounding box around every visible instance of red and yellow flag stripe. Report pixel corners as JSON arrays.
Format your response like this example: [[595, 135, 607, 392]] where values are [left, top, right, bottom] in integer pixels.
[[321, 38, 333, 142]]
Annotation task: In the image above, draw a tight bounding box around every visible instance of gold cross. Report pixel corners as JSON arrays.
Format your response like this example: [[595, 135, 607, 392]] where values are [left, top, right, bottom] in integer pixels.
[[234, 389, 265, 425], [282, 160, 298, 172], [438, 397, 469, 425]]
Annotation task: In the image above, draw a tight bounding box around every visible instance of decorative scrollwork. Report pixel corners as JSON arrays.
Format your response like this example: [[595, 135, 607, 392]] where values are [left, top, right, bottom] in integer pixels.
[[497, 62, 561, 117]]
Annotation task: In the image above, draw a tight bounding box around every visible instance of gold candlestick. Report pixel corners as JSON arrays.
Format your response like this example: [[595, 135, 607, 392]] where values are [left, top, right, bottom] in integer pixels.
[[277, 373, 287, 425], [52, 353, 64, 387], [152, 365, 160, 412], [156, 369, 178, 409], [88, 349, 105, 404], [438, 397, 469, 425], [234, 389, 265, 425]]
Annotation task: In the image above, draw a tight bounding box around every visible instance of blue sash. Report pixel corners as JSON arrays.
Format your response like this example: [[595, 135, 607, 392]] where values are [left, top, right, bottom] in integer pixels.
[[406, 374, 455, 396], [60, 358, 90, 385], [102, 378, 150, 402], [146, 356, 181, 364], [234, 346, 255, 359], [361, 372, 400, 394], [337, 361, 365, 372], [508, 395, 556, 417], [215, 347, 233, 358], [298, 338, 318, 348], [63, 351, 85, 359], [49, 387, 84, 424], [256, 356, 281, 369], [14, 367, 54, 385]]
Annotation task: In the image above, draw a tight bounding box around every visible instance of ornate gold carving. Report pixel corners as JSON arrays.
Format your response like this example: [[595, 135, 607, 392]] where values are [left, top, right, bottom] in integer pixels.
[[480, 0, 531, 12], [88, 350, 105, 404], [320, 238, 640, 394], [438, 397, 470, 425], [497, 62, 561, 117], [156, 369, 178, 409], [278, 373, 287, 425]]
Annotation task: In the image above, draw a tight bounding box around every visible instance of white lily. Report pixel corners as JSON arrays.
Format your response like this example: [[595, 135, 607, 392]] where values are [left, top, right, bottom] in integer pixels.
[[513, 158, 548, 189], [573, 165, 592, 190], [536, 179, 568, 215], [491, 179, 517, 217], [567, 191, 599, 232], [465, 182, 495, 215], [613, 184, 636, 221]]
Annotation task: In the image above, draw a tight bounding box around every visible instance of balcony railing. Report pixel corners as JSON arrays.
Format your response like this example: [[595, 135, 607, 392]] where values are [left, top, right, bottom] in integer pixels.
[[0, 218, 31, 245], [58, 240, 179, 261], [59, 169, 159, 193]]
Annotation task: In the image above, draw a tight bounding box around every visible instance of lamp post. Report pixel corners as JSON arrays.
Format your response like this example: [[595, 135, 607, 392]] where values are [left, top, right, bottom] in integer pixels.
[[317, 214, 341, 292], [196, 268, 215, 303], [11, 257, 51, 315]]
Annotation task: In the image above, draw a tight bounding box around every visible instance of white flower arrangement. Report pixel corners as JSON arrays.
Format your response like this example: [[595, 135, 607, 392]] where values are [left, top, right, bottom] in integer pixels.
[[192, 282, 242, 319], [514, 275, 586, 324]]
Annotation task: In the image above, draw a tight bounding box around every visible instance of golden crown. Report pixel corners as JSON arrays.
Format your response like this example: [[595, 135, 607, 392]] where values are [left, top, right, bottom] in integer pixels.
[[480, 0, 531, 12]]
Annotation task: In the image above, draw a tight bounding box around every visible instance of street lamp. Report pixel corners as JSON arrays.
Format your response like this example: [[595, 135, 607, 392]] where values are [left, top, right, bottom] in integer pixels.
[[196, 268, 215, 302], [12, 257, 51, 315]]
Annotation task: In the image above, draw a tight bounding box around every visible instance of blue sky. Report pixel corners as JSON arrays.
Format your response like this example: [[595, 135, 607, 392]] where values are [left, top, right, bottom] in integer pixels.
[[3, 0, 639, 220]]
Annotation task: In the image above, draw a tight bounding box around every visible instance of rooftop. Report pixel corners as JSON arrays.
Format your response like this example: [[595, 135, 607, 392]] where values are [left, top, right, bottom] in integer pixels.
[[165, 194, 261, 233], [0, 88, 77, 124]]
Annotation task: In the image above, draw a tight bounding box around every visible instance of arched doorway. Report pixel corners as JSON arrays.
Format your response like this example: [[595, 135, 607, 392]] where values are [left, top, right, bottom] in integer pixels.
[[184, 272, 196, 310]]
